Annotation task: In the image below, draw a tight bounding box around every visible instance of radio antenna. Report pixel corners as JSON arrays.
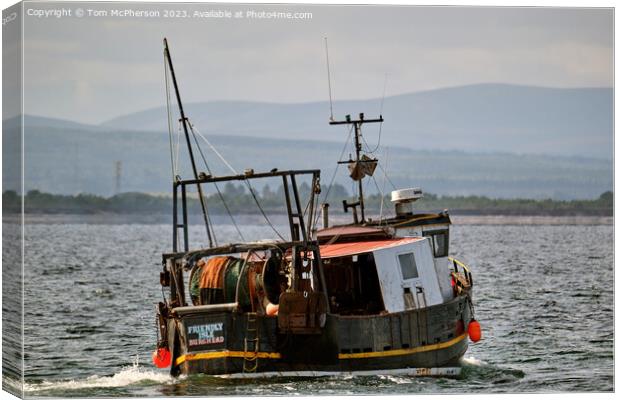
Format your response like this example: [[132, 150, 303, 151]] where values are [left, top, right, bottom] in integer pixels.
[[324, 37, 334, 121], [380, 73, 388, 115]]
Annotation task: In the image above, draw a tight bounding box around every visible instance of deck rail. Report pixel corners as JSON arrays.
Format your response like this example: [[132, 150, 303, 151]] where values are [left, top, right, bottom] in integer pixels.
[[448, 257, 473, 288]]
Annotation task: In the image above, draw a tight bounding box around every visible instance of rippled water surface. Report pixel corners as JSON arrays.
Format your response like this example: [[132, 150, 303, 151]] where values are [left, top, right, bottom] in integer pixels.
[[8, 218, 614, 396]]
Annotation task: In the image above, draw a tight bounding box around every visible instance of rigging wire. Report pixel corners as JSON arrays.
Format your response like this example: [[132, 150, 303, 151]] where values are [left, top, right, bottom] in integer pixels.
[[366, 73, 389, 155], [190, 123, 284, 241], [310, 185, 320, 234], [174, 121, 182, 176], [374, 156, 397, 191], [188, 121, 245, 242], [360, 133, 397, 190], [190, 125, 238, 175], [379, 147, 390, 222], [164, 54, 176, 181], [370, 175, 383, 214], [302, 180, 319, 218], [243, 179, 287, 241], [164, 51, 181, 251], [313, 125, 354, 228], [185, 126, 218, 247], [302, 176, 321, 237]]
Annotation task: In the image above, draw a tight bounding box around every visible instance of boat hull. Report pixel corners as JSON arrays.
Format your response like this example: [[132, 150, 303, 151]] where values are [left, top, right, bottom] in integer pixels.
[[169, 294, 471, 376]]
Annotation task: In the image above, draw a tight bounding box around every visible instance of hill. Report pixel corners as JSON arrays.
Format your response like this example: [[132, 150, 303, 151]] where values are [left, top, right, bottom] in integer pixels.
[[1, 116, 612, 200], [102, 84, 613, 159]]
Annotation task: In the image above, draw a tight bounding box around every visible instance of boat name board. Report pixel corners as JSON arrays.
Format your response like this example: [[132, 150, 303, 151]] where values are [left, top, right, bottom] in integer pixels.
[[187, 322, 225, 346]]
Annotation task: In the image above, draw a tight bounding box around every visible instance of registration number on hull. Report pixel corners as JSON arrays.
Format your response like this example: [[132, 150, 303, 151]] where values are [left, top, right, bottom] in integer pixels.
[[414, 367, 459, 376]]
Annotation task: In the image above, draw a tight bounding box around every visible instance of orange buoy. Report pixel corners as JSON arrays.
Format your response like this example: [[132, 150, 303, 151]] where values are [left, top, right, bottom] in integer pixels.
[[152, 347, 171, 368], [266, 303, 279, 316], [468, 319, 482, 343]]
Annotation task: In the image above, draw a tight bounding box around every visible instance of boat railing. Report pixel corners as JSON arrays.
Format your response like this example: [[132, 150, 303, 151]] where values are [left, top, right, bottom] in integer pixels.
[[448, 257, 473, 288], [172, 168, 321, 254], [172, 302, 239, 316]]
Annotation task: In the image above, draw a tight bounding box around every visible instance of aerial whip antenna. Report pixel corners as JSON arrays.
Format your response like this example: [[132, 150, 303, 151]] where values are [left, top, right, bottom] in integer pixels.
[[324, 37, 334, 121], [379, 73, 388, 115], [367, 73, 389, 154]]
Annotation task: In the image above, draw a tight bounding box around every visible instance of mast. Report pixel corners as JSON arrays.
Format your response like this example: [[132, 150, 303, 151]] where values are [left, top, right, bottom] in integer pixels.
[[330, 113, 383, 223], [164, 38, 214, 247]]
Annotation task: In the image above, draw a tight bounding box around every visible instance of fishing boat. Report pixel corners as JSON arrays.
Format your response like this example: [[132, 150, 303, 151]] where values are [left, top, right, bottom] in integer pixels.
[[153, 39, 481, 378]]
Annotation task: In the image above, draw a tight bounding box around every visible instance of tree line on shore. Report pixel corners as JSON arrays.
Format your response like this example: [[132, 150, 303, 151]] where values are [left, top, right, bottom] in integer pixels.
[[2, 183, 613, 216]]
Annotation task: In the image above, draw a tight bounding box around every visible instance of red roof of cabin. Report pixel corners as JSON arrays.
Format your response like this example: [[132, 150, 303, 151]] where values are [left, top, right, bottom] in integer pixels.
[[319, 237, 422, 259], [316, 225, 387, 238]]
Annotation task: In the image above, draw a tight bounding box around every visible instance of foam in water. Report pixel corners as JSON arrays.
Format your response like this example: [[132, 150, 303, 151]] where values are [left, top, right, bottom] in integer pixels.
[[382, 375, 414, 384], [24, 358, 175, 393], [461, 356, 487, 367]]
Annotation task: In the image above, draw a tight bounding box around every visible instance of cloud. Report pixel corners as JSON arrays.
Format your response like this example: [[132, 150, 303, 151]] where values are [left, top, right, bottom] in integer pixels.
[[19, 4, 612, 124]]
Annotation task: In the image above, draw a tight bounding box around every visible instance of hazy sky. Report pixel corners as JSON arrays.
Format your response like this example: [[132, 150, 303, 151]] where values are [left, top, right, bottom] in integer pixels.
[[16, 2, 613, 124]]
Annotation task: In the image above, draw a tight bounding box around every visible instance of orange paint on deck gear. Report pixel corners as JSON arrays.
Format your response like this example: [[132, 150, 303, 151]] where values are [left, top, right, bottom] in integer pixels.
[[266, 303, 279, 316], [468, 319, 482, 343], [199, 256, 231, 289]]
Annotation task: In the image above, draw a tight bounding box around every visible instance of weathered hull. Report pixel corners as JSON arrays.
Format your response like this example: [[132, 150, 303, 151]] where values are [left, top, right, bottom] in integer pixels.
[[169, 294, 471, 377]]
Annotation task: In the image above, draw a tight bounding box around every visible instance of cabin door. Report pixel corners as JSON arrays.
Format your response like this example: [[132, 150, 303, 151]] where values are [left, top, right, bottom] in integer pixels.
[[373, 238, 443, 313], [394, 239, 443, 309], [397, 252, 426, 310]]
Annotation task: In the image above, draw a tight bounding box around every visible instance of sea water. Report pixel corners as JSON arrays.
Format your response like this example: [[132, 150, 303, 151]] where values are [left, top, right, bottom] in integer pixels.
[[3, 217, 613, 396]]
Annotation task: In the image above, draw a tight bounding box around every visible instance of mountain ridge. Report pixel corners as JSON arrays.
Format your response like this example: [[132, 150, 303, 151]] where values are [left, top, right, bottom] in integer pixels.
[[2, 83, 611, 199], [2, 120, 612, 200], [102, 83, 612, 125], [96, 83, 612, 160]]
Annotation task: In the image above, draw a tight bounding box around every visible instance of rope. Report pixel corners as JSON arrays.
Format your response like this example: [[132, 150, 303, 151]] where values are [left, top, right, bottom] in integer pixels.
[[467, 295, 476, 320]]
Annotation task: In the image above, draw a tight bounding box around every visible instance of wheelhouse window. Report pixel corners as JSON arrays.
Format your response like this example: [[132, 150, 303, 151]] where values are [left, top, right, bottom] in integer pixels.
[[424, 230, 449, 258], [398, 253, 419, 280]]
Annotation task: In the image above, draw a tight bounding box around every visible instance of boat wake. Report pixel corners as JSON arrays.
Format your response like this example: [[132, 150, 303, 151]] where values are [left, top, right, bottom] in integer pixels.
[[25, 358, 176, 394], [460, 356, 525, 384], [461, 356, 487, 367]]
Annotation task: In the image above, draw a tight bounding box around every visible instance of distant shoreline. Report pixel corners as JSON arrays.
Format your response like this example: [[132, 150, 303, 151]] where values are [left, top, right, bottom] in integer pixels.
[[450, 215, 612, 225], [3, 213, 612, 226], [3, 189, 612, 224]]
